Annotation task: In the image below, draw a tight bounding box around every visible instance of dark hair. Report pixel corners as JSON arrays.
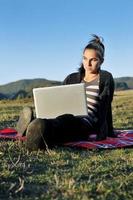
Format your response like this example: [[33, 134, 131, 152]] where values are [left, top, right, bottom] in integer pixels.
[[79, 34, 105, 76]]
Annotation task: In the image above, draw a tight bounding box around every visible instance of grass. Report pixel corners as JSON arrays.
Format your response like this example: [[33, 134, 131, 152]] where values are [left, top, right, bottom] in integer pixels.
[[113, 90, 133, 129], [0, 90, 133, 200]]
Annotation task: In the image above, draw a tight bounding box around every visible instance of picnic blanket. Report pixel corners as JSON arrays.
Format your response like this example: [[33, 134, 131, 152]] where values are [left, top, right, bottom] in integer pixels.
[[0, 128, 133, 149], [0, 128, 26, 141]]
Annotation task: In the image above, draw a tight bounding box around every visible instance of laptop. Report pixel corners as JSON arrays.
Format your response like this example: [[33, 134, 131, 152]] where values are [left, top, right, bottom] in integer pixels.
[[33, 83, 88, 119]]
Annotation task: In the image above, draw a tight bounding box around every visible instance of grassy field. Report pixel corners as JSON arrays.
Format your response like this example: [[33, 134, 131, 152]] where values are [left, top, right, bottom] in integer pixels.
[[0, 90, 133, 200]]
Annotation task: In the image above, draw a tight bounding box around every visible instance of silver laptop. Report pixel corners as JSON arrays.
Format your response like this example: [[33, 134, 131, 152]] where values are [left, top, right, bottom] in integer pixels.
[[33, 83, 88, 119]]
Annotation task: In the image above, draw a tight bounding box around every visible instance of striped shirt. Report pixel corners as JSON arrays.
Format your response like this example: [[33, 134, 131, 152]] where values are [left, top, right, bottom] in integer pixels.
[[82, 77, 99, 127]]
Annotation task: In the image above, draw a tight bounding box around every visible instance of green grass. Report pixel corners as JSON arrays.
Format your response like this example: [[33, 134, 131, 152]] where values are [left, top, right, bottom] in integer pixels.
[[0, 90, 133, 200], [113, 90, 133, 129]]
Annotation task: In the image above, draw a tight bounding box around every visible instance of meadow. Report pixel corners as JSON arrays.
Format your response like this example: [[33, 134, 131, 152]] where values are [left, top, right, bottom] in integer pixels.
[[0, 90, 133, 200]]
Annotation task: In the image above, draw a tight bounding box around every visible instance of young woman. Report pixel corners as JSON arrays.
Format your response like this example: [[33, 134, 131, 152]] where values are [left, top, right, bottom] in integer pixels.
[[17, 35, 116, 151]]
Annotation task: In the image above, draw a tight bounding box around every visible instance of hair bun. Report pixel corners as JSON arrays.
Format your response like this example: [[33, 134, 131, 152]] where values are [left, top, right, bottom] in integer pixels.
[[90, 34, 104, 44], [84, 34, 105, 60]]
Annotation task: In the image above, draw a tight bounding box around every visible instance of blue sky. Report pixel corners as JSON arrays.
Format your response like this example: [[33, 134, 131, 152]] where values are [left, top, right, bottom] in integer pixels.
[[0, 0, 133, 85]]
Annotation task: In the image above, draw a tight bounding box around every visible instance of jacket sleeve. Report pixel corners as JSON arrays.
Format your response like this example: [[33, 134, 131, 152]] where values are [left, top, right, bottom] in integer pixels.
[[106, 74, 115, 136], [63, 72, 81, 85], [99, 73, 114, 102], [109, 73, 115, 102], [97, 73, 115, 139], [63, 75, 71, 85]]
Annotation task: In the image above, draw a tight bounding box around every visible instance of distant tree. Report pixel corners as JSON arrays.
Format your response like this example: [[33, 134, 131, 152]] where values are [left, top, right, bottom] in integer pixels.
[[115, 82, 129, 90], [11, 90, 27, 99], [0, 93, 7, 100]]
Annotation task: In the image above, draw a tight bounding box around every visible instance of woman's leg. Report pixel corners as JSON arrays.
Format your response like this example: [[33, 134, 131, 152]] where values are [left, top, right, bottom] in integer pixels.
[[16, 106, 34, 136], [25, 114, 92, 151]]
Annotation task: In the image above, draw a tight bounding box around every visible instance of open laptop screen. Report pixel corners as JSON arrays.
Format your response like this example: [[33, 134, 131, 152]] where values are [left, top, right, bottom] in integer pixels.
[[33, 83, 88, 119]]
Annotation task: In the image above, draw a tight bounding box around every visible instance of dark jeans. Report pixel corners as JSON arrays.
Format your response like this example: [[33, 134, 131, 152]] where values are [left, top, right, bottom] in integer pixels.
[[42, 114, 96, 147]]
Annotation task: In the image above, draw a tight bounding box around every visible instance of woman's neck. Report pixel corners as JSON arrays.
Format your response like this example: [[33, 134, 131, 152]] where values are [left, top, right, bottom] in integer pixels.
[[83, 72, 99, 82]]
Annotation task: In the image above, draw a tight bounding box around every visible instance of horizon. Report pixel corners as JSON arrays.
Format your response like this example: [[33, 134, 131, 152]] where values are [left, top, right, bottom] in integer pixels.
[[0, 0, 133, 85], [0, 75, 133, 87]]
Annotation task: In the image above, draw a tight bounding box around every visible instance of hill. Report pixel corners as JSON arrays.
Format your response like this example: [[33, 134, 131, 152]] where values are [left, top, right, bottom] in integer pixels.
[[0, 76, 132, 99], [0, 78, 62, 99], [114, 77, 133, 90]]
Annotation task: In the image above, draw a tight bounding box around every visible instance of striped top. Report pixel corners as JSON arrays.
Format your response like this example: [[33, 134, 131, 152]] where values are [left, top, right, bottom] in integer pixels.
[[82, 77, 100, 127]]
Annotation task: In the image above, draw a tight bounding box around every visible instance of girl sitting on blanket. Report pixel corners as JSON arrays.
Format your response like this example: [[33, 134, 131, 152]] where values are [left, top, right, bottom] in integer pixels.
[[17, 34, 116, 151]]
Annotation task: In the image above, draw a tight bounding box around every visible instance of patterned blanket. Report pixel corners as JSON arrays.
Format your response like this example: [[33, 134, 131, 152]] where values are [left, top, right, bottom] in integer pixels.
[[0, 128, 133, 149]]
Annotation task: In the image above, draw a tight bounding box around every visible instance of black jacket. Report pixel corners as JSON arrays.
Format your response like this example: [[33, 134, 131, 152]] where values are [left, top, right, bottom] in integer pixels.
[[63, 70, 115, 139]]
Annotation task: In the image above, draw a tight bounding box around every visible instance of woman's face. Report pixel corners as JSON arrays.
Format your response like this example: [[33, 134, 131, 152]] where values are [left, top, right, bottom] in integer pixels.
[[82, 49, 101, 74]]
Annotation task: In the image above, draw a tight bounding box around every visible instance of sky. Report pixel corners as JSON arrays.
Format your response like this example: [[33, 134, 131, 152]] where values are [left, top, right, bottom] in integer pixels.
[[0, 0, 133, 85]]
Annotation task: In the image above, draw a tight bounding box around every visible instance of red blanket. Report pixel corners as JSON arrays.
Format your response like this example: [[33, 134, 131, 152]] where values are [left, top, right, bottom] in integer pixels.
[[0, 128, 26, 141], [0, 128, 133, 149]]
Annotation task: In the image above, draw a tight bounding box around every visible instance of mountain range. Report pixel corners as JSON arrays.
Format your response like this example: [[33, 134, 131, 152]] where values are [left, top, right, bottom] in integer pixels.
[[0, 78, 62, 99], [0, 77, 132, 99]]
